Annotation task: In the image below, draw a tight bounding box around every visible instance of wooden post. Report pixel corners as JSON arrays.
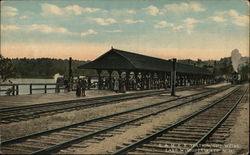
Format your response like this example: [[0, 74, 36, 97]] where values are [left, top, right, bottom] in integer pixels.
[[30, 84, 32, 94], [44, 84, 47, 94], [171, 58, 176, 96], [58, 84, 60, 93], [97, 70, 102, 90], [12, 85, 15, 95], [68, 57, 72, 91], [16, 85, 19, 95], [108, 70, 112, 90], [55, 83, 60, 93], [134, 71, 138, 90], [164, 72, 167, 89], [126, 71, 130, 90]]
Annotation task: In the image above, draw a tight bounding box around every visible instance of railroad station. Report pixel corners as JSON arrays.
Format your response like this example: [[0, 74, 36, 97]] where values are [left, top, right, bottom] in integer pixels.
[[78, 48, 215, 92], [1, 0, 249, 153], [0, 47, 248, 154]]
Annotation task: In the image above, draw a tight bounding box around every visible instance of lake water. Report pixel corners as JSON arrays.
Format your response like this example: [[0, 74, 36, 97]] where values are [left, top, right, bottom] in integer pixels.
[[0, 78, 56, 96]]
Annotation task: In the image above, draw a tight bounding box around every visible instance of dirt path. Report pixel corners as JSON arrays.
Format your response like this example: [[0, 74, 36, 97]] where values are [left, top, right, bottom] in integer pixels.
[[224, 92, 249, 154]]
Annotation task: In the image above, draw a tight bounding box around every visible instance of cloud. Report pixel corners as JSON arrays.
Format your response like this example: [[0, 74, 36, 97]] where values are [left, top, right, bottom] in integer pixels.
[[108, 9, 136, 17], [184, 18, 200, 25], [164, 2, 206, 13], [64, 5, 101, 15], [143, 5, 163, 16], [144, 2, 205, 16], [212, 9, 248, 27], [41, 3, 63, 16], [20, 16, 28, 19], [104, 30, 123, 33], [1, 24, 20, 31], [154, 18, 200, 34], [27, 24, 74, 35], [124, 19, 144, 24], [2, 24, 99, 37], [80, 29, 97, 37], [127, 10, 136, 14], [64, 5, 83, 15], [210, 16, 227, 23], [154, 20, 184, 30], [83, 7, 101, 13], [41, 3, 101, 16], [183, 18, 200, 34], [188, 2, 206, 12], [1, 24, 76, 35], [2, 6, 18, 16], [228, 10, 248, 26], [154, 21, 173, 29], [91, 18, 117, 26]]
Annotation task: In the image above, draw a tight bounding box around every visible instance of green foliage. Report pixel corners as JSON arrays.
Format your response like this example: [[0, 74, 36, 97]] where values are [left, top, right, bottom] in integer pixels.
[[3, 56, 249, 80], [0, 54, 15, 83], [9, 58, 96, 78], [179, 57, 235, 76]]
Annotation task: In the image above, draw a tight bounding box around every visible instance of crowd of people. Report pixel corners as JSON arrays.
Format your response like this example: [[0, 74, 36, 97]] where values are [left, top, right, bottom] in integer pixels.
[[98, 76, 170, 93], [57, 75, 171, 97], [76, 78, 87, 97]]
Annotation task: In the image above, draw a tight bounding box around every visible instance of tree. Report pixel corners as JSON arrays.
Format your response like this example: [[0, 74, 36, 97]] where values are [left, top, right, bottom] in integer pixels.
[[0, 54, 15, 83]]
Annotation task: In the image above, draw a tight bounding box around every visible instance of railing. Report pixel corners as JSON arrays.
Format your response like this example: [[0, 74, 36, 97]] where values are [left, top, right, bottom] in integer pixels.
[[0, 83, 70, 96]]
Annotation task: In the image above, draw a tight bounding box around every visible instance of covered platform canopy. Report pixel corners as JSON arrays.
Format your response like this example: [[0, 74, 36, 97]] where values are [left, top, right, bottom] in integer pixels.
[[79, 48, 212, 75], [78, 48, 214, 89]]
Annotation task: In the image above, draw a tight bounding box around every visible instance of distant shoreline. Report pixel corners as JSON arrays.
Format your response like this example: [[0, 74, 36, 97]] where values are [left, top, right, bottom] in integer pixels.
[[9, 77, 53, 79]]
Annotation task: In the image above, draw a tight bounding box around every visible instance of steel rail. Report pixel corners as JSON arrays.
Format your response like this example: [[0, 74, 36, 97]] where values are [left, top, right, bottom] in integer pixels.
[[22, 87, 233, 154], [0, 90, 169, 121], [0, 86, 217, 122], [1, 85, 206, 113], [1, 86, 228, 148], [112, 86, 241, 155], [0, 89, 166, 113], [185, 87, 248, 155]]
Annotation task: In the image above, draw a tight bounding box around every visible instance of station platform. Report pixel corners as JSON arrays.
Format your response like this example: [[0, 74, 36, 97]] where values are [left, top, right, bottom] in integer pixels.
[[0, 89, 163, 109], [0, 83, 231, 109]]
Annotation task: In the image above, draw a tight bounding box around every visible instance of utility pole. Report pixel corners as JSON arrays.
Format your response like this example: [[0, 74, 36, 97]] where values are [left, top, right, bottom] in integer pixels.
[[171, 58, 177, 96], [68, 57, 72, 91]]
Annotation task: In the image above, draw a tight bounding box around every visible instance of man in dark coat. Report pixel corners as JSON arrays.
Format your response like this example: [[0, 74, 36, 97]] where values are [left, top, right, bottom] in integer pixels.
[[76, 79, 81, 97], [80, 79, 87, 97]]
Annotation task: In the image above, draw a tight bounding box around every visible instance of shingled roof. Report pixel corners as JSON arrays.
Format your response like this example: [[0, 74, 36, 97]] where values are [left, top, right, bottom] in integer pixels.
[[78, 48, 212, 75]]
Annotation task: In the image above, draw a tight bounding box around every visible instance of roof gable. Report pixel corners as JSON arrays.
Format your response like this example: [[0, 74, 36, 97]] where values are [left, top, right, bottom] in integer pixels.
[[78, 49, 135, 70], [78, 48, 212, 75]]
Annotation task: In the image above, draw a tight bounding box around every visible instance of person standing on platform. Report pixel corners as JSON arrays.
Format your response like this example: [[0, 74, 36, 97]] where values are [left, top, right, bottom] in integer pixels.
[[64, 78, 69, 92], [87, 77, 91, 89], [76, 79, 81, 97], [120, 78, 126, 93], [114, 77, 119, 93], [80, 78, 87, 97]]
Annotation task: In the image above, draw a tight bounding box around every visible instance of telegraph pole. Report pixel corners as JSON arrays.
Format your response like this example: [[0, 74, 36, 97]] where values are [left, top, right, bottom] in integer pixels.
[[68, 57, 72, 91], [171, 58, 177, 96]]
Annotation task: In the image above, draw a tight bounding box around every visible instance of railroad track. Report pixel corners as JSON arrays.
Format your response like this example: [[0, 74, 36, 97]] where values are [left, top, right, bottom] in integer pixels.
[[113, 85, 248, 155], [0, 86, 209, 124], [0, 89, 167, 124], [0, 85, 233, 154]]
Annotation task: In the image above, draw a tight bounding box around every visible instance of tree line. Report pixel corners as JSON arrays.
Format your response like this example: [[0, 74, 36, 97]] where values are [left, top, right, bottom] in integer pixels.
[[0, 55, 98, 81], [0, 55, 249, 81]]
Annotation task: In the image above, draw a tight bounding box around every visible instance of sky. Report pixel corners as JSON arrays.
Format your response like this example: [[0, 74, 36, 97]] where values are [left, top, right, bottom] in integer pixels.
[[1, 0, 249, 61]]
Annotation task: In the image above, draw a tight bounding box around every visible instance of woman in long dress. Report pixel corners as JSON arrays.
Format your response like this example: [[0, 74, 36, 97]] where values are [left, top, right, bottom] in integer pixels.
[[114, 78, 119, 93]]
